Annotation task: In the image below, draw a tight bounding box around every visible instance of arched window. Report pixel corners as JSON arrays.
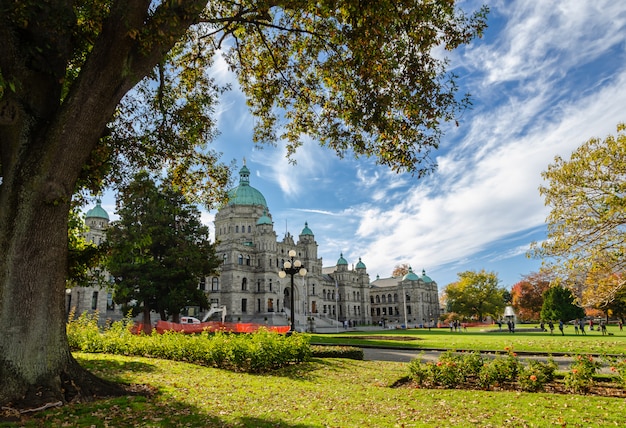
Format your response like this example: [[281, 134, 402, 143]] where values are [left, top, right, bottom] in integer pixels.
[[235, 225, 239, 233], [375, 295, 380, 304], [246, 255, 251, 266], [387, 294, 392, 303], [211, 277, 219, 291], [238, 254, 243, 265], [242, 277, 248, 291], [381, 295, 387, 303], [394, 293, 398, 303], [370, 296, 374, 303], [248, 225, 251, 233]]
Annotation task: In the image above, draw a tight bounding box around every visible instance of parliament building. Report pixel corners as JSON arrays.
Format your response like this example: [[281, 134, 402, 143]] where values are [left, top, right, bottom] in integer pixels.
[[201, 162, 440, 330], [73, 162, 440, 330]]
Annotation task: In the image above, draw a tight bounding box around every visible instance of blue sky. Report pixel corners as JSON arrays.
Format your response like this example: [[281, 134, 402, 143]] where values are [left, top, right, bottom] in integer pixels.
[[96, 1, 626, 289]]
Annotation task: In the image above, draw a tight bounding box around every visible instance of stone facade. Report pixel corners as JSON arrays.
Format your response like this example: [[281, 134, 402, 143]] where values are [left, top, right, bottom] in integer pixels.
[[74, 163, 440, 329], [66, 200, 122, 325], [369, 268, 440, 328], [203, 163, 440, 330]]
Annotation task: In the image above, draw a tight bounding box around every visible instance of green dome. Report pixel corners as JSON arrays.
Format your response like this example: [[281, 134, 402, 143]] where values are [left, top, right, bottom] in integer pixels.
[[421, 269, 433, 283], [402, 267, 419, 281], [301, 222, 313, 236], [256, 210, 272, 225], [356, 257, 366, 269], [337, 253, 348, 265], [227, 164, 268, 207], [86, 199, 109, 221]]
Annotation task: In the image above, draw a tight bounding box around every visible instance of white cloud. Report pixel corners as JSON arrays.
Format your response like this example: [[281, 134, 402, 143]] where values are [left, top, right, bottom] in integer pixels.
[[322, 1, 626, 285]]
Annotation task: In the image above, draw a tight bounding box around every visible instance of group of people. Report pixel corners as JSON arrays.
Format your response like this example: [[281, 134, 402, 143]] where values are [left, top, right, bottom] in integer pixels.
[[448, 320, 465, 332], [495, 319, 516, 333], [539, 320, 568, 336], [539, 318, 623, 336]]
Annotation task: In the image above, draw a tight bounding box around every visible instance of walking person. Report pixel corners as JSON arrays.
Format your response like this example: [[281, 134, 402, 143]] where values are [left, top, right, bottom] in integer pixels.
[[574, 319, 579, 335], [548, 320, 554, 335], [580, 319, 586, 335], [558, 320, 564, 336]]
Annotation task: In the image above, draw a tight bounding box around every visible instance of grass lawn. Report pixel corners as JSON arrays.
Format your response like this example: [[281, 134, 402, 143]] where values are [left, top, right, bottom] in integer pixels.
[[3, 352, 625, 428], [309, 324, 626, 355]]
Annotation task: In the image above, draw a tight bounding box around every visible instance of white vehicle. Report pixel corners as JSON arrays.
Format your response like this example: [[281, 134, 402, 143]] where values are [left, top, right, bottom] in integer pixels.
[[180, 316, 201, 324]]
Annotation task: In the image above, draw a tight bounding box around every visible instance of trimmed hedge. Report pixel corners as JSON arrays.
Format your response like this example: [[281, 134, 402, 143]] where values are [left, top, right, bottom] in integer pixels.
[[311, 345, 364, 360], [67, 312, 311, 373]]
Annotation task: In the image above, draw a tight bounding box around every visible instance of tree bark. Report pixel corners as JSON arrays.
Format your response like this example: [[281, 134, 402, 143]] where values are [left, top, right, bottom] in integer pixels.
[[0, 0, 208, 409]]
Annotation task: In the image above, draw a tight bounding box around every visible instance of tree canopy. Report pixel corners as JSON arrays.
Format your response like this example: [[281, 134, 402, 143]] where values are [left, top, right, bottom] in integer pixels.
[[444, 269, 505, 321], [392, 263, 411, 278], [511, 270, 552, 321], [0, 0, 488, 410], [107, 172, 221, 330], [540, 285, 585, 322], [532, 124, 626, 306]]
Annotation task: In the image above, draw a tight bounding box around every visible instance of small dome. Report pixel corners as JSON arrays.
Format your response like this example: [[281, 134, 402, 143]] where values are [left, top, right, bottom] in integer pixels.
[[337, 253, 348, 266], [227, 163, 268, 208], [86, 199, 109, 221], [421, 269, 433, 283], [301, 222, 313, 236], [356, 257, 366, 269], [256, 210, 272, 225], [402, 267, 420, 281]]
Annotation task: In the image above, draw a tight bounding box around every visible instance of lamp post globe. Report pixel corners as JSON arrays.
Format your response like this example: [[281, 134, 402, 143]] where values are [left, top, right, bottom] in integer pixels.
[[279, 250, 307, 333]]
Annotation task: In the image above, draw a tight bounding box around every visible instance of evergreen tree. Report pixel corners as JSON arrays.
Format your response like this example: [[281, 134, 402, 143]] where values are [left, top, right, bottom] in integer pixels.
[[540, 285, 585, 322], [107, 172, 220, 331]]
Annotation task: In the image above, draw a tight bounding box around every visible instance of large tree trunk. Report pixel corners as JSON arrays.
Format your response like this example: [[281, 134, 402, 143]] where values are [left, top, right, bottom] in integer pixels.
[[0, 128, 125, 409], [0, 1, 206, 409]]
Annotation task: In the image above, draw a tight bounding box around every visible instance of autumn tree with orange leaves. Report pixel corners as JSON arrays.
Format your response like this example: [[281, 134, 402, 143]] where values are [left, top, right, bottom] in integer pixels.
[[511, 270, 552, 321]]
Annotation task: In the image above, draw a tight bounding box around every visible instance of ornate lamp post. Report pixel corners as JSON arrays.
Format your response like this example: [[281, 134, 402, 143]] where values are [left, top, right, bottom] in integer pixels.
[[278, 250, 307, 333]]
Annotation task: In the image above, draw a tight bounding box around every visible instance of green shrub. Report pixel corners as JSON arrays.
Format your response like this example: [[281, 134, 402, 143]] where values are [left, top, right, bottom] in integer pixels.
[[66, 310, 104, 352], [606, 356, 626, 388], [564, 354, 601, 393], [408, 351, 482, 388], [477, 349, 521, 389], [311, 346, 363, 360], [66, 315, 311, 373], [517, 359, 556, 392], [459, 351, 484, 377]]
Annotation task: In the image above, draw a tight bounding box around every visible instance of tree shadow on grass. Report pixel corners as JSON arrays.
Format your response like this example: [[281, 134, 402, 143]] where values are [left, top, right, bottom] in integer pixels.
[[14, 393, 318, 427], [9, 356, 322, 428], [256, 357, 371, 384]]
